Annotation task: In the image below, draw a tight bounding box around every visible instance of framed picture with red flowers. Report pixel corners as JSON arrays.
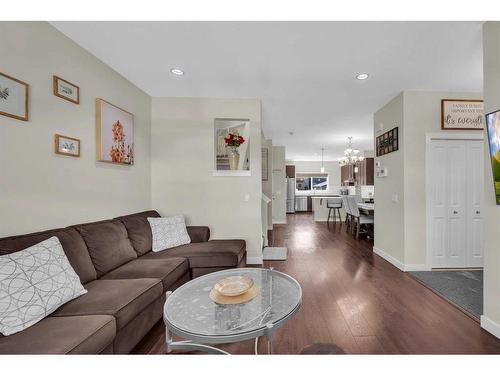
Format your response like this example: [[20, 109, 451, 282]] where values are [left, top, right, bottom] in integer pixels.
[[96, 98, 134, 165], [214, 118, 250, 176]]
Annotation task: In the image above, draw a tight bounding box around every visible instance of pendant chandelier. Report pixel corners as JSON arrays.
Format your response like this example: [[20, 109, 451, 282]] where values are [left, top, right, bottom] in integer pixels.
[[320, 148, 325, 173], [338, 137, 364, 166]]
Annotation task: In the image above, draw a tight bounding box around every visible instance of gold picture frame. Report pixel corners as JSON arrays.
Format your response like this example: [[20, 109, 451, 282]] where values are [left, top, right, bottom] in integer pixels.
[[55, 134, 81, 157], [96, 98, 134, 165], [0, 71, 29, 121], [53, 75, 80, 104]]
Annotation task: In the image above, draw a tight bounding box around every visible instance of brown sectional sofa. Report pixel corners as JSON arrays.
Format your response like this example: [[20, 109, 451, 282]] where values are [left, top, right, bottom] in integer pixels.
[[0, 210, 246, 354]]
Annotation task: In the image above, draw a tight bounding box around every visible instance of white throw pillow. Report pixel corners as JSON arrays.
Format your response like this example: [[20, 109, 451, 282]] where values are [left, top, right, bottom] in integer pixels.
[[148, 215, 191, 252], [0, 236, 87, 336]]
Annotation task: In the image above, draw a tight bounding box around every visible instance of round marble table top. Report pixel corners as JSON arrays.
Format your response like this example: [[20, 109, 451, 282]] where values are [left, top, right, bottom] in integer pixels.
[[164, 268, 302, 337]]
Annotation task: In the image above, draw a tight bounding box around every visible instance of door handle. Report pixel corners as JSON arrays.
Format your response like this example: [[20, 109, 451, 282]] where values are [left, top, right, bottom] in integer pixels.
[[453, 210, 458, 214], [476, 210, 480, 214]]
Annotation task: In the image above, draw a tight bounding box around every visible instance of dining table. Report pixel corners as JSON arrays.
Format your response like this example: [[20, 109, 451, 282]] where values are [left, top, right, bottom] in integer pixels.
[[358, 202, 374, 215]]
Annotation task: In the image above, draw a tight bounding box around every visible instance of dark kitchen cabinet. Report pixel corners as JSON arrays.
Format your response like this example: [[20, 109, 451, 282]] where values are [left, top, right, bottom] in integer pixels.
[[341, 158, 374, 186], [286, 165, 296, 178], [307, 196, 313, 212]]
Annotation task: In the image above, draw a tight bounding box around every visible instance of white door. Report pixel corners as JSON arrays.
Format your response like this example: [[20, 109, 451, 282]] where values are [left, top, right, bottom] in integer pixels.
[[466, 140, 484, 267], [445, 140, 467, 267], [429, 140, 448, 268], [428, 138, 483, 268]]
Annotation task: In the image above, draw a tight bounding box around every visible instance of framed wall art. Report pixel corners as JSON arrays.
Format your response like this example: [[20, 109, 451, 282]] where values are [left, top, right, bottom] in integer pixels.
[[376, 127, 399, 157], [441, 99, 484, 130], [213, 118, 251, 176], [55, 134, 80, 157], [0, 71, 29, 121], [96, 98, 134, 165], [53, 75, 80, 104]]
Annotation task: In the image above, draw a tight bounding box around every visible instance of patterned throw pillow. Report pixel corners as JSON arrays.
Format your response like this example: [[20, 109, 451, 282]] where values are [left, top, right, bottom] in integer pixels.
[[0, 236, 87, 336], [148, 215, 191, 252]]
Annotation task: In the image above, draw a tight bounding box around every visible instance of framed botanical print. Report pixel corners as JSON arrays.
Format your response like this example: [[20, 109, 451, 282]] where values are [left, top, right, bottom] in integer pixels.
[[54, 134, 81, 157], [53, 75, 80, 104], [96, 98, 134, 165], [0, 71, 29, 121]]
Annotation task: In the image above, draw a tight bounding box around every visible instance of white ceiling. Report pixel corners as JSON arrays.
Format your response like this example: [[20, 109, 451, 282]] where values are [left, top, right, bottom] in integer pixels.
[[51, 21, 483, 161]]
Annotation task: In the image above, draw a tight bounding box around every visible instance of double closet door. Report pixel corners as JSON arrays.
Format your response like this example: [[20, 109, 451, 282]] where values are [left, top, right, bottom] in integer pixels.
[[428, 139, 483, 268]]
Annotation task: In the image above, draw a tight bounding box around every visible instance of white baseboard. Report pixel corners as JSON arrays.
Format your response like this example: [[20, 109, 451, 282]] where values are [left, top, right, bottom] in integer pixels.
[[373, 247, 430, 272], [373, 246, 404, 271], [481, 315, 500, 339], [272, 219, 287, 225], [246, 256, 263, 265], [404, 264, 431, 272]]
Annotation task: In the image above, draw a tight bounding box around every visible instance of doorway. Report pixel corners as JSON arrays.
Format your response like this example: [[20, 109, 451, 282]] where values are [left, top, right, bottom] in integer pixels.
[[426, 133, 484, 269]]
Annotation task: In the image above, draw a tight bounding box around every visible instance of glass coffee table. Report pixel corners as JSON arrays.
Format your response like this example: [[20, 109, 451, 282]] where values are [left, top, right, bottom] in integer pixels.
[[163, 267, 302, 354]]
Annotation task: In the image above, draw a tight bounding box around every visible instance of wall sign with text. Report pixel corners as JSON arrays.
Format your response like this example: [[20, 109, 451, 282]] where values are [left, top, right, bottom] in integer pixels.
[[376, 127, 399, 157], [441, 99, 484, 130]]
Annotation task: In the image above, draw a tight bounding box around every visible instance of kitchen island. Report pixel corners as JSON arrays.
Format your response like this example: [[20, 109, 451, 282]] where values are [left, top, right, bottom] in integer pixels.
[[310, 195, 344, 222]]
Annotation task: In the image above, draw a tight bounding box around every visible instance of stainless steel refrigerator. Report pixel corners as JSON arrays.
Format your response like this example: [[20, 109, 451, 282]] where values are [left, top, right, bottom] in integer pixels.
[[286, 177, 295, 213]]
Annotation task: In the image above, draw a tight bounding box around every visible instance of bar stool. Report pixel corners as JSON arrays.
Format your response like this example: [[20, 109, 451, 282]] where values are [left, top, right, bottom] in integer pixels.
[[327, 197, 342, 225]]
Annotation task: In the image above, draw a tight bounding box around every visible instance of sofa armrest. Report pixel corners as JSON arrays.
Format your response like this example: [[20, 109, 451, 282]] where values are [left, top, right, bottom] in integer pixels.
[[186, 226, 210, 243]]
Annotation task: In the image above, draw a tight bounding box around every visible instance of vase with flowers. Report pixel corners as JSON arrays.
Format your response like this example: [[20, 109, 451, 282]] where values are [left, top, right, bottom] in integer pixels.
[[224, 132, 245, 170]]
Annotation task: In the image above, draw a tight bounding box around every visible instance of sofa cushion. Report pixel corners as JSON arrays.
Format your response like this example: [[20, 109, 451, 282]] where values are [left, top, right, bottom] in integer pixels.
[[186, 226, 211, 243], [141, 239, 246, 268], [0, 227, 96, 284], [0, 237, 88, 336], [52, 279, 162, 329], [115, 210, 160, 256], [73, 220, 137, 277], [0, 315, 115, 354], [148, 215, 191, 252], [100, 257, 189, 291]]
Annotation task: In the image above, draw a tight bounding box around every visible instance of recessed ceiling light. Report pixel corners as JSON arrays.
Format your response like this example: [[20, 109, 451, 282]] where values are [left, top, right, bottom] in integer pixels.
[[170, 68, 184, 76], [356, 73, 369, 80]]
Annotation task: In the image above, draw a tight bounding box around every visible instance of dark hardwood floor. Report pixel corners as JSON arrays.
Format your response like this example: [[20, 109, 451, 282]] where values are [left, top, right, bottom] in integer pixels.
[[133, 213, 500, 354]]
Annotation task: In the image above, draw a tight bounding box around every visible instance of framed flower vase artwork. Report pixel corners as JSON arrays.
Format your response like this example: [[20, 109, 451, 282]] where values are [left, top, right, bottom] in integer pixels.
[[213, 118, 251, 176], [53, 75, 80, 104], [0, 71, 29, 121], [96, 98, 134, 165], [55, 134, 80, 157]]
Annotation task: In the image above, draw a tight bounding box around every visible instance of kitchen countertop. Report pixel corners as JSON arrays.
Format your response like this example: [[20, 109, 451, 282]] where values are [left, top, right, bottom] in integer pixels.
[[310, 195, 341, 199]]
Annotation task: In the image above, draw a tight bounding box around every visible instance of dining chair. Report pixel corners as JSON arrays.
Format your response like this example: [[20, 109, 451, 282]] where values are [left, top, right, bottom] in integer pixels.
[[326, 197, 342, 225], [348, 196, 374, 240], [341, 196, 352, 232]]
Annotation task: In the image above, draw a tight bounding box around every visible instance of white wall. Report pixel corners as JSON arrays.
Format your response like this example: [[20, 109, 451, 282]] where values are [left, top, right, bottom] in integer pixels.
[[151, 97, 263, 263], [0, 22, 152, 237], [374, 90, 482, 269], [374, 93, 406, 266], [404, 91, 482, 266], [482, 21, 500, 337], [291, 160, 341, 192], [272, 146, 287, 224], [262, 137, 273, 229]]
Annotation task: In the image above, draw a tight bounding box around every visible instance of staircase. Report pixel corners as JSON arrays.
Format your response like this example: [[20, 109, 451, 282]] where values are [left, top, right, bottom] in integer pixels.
[[216, 155, 230, 170]]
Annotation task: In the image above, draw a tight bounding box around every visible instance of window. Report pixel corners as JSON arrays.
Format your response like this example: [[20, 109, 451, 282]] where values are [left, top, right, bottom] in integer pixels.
[[312, 177, 328, 190], [296, 175, 328, 191]]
